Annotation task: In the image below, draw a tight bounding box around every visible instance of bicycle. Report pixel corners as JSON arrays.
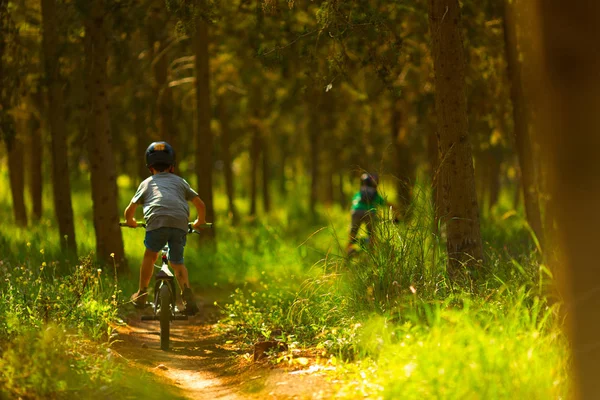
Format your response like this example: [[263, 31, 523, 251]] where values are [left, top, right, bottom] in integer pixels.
[[119, 221, 212, 351]]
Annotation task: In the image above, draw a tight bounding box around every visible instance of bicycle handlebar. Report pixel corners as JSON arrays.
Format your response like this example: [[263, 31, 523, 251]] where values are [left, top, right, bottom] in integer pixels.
[[119, 222, 147, 228], [119, 222, 213, 234]]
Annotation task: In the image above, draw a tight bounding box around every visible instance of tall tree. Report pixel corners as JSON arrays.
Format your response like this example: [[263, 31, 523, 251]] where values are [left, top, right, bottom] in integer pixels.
[[29, 93, 44, 221], [428, 0, 484, 273], [41, 0, 77, 251], [391, 98, 415, 215], [7, 119, 27, 226], [147, 2, 177, 148], [537, 1, 600, 398], [307, 87, 321, 216], [262, 130, 271, 213], [216, 96, 238, 223], [84, 0, 125, 264], [0, 0, 27, 227], [194, 13, 215, 237], [503, 0, 544, 248], [3, 120, 28, 227]]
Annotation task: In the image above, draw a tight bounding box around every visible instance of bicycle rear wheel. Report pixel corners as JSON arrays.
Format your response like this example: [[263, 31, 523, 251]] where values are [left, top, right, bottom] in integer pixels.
[[159, 283, 171, 351]]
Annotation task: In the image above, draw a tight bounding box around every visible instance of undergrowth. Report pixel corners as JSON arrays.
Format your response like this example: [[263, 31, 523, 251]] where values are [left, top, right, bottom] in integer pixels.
[[217, 190, 571, 398], [0, 170, 571, 398]]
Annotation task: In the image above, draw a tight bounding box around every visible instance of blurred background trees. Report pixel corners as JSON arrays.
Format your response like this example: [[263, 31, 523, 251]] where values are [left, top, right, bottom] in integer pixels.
[[0, 0, 558, 272]]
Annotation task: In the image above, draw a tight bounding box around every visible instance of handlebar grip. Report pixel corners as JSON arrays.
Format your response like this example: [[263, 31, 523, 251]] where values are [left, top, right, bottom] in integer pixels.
[[119, 222, 147, 228], [188, 222, 213, 234]]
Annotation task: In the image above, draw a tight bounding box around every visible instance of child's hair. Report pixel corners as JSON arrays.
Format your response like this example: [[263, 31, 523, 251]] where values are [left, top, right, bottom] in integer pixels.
[[151, 163, 172, 172]]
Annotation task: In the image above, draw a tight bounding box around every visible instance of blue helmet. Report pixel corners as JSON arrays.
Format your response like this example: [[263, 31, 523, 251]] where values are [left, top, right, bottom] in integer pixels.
[[145, 141, 175, 167], [361, 173, 378, 188]]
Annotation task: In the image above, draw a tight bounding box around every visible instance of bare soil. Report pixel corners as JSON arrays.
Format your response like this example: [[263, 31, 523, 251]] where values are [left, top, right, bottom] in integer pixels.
[[112, 296, 336, 399]]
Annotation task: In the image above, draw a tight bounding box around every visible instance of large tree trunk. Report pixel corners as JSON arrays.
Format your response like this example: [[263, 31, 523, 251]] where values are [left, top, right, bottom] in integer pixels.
[[428, 0, 484, 273], [7, 134, 28, 226], [29, 110, 43, 221], [537, 2, 600, 398], [504, 0, 544, 248], [155, 53, 177, 148], [194, 16, 215, 238], [85, 1, 125, 265], [217, 98, 238, 223], [427, 126, 441, 230], [41, 0, 77, 252], [148, 4, 177, 149], [134, 107, 149, 182]]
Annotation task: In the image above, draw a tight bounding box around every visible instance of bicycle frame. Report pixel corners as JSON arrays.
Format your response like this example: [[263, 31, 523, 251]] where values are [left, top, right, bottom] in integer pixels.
[[119, 221, 212, 350]]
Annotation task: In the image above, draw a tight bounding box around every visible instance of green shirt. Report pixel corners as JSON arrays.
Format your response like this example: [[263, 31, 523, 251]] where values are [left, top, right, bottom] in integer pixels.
[[351, 190, 386, 212]]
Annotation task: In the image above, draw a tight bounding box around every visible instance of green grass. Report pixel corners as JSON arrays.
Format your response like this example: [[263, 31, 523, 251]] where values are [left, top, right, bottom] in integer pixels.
[[0, 168, 571, 399], [216, 184, 571, 399]]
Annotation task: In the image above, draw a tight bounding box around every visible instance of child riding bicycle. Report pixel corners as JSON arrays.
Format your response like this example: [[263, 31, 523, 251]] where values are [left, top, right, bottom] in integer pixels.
[[347, 173, 396, 255], [124, 141, 206, 315]]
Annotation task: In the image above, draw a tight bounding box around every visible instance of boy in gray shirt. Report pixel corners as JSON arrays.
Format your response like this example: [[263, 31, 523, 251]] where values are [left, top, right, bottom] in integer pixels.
[[124, 141, 206, 315]]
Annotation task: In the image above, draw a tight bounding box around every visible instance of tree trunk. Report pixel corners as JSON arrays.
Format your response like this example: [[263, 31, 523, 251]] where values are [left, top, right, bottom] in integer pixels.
[[7, 134, 28, 226], [148, 3, 177, 150], [194, 16, 215, 238], [338, 170, 347, 208], [261, 134, 271, 213], [428, 0, 484, 272], [41, 0, 77, 252], [504, 0, 544, 247], [29, 112, 43, 221], [156, 57, 176, 148], [85, 0, 125, 265], [324, 160, 334, 206], [427, 127, 440, 230], [249, 127, 260, 216], [537, 2, 600, 398], [308, 102, 320, 216], [278, 133, 288, 197], [217, 98, 238, 223], [488, 150, 501, 212], [134, 109, 149, 182], [391, 99, 413, 214]]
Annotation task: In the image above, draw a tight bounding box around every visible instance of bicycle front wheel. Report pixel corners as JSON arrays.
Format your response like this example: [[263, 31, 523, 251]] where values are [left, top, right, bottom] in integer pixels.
[[159, 283, 171, 351]]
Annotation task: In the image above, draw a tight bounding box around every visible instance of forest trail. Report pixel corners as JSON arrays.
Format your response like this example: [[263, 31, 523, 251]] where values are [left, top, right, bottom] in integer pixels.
[[113, 296, 334, 400]]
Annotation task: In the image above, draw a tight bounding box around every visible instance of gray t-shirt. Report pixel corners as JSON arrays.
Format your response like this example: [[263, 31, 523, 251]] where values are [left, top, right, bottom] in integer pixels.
[[131, 172, 198, 232]]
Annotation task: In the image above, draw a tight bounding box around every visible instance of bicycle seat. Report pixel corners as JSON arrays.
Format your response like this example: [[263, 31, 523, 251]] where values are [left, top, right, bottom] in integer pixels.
[[156, 264, 174, 280]]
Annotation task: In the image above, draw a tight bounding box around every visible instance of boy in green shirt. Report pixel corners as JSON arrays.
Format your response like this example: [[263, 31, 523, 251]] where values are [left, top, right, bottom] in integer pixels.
[[347, 173, 393, 254]]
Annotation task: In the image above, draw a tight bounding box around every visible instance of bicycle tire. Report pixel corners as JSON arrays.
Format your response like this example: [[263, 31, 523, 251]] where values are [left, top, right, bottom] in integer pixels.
[[159, 283, 171, 351]]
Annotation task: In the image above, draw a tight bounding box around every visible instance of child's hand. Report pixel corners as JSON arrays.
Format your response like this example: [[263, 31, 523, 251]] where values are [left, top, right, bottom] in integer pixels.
[[126, 218, 138, 228], [192, 218, 206, 230]]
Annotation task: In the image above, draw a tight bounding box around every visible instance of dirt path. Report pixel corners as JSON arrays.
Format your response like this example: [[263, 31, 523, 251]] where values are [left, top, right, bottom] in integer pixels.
[[113, 298, 335, 399]]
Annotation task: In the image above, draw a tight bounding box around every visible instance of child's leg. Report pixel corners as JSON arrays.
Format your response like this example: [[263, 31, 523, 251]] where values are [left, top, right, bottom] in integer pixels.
[[167, 229, 198, 314], [141, 228, 170, 290], [170, 263, 191, 290], [348, 210, 365, 250], [166, 228, 190, 290], [132, 228, 168, 305], [139, 249, 159, 290]]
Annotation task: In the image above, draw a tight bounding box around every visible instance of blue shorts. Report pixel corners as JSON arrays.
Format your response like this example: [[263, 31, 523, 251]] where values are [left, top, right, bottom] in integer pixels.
[[144, 227, 187, 264]]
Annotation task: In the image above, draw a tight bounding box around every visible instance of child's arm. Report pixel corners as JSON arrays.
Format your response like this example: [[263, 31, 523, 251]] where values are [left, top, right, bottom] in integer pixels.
[[124, 202, 138, 227], [190, 196, 207, 229]]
